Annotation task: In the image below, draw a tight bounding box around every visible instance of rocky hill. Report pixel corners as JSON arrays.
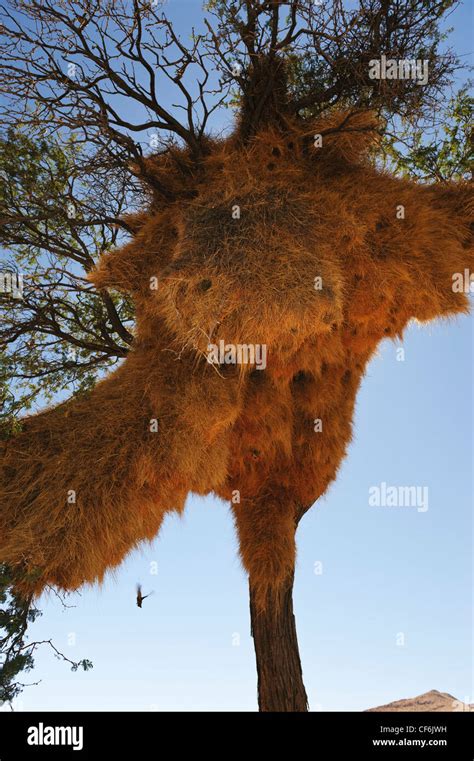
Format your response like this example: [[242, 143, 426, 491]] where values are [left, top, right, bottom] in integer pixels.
[[367, 690, 473, 712]]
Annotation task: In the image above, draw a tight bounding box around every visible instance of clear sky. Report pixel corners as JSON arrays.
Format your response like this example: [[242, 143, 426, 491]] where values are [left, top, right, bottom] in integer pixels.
[[3, 1, 472, 713]]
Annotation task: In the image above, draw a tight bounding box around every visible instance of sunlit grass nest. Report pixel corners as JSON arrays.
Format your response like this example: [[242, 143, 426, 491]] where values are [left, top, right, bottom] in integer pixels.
[[1, 109, 472, 607]]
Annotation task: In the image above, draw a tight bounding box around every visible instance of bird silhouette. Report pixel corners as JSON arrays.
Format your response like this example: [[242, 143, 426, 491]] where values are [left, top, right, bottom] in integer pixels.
[[136, 583, 153, 608]]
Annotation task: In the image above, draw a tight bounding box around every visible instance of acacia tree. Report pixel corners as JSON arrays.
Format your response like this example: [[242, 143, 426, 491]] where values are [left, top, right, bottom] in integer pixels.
[[0, 0, 472, 711], [0, 130, 134, 416], [0, 563, 93, 707]]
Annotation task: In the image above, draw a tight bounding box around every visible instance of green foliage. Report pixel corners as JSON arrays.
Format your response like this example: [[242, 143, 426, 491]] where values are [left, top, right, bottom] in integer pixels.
[[0, 566, 38, 704], [0, 129, 134, 420], [381, 88, 473, 182], [0, 564, 93, 707]]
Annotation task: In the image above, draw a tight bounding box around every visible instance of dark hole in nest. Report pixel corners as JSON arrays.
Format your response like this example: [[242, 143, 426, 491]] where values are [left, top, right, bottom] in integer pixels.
[[290, 327, 298, 335], [217, 362, 239, 377], [197, 278, 212, 292], [249, 368, 265, 384], [287, 141, 295, 150], [292, 370, 313, 384], [267, 162, 275, 171], [342, 370, 352, 384], [271, 146, 282, 157]]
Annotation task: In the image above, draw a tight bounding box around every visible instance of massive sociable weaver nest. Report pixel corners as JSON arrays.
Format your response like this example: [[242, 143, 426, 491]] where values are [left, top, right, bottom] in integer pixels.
[[1, 110, 472, 607]]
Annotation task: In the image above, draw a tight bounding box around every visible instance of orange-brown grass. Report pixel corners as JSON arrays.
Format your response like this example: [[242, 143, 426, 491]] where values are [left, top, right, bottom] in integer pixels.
[[0, 325, 243, 595], [1, 110, 472, 607]]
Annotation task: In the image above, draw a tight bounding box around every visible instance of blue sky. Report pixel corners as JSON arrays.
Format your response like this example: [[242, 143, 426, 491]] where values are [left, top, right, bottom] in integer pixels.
[[2, 1, 473, 712]]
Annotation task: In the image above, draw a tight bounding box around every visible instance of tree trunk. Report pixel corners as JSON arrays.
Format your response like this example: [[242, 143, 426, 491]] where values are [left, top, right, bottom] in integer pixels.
[[249, 569, 309, 712]]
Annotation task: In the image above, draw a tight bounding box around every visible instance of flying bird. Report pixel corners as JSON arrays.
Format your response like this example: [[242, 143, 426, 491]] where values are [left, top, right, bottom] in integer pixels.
[[136, 583, 153, 608]]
